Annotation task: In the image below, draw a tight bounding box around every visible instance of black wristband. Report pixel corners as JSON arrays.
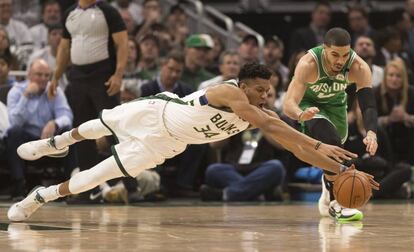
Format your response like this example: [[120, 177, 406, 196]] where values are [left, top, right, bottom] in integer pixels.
[[314, 141, 322, 150]]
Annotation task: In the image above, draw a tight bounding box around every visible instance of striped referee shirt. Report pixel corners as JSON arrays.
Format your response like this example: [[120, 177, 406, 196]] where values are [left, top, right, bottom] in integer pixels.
[[63, 1, 126, 66]]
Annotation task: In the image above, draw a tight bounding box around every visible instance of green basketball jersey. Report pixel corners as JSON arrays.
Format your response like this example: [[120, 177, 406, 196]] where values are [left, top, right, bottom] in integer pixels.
[[299, 45, 356, 143]]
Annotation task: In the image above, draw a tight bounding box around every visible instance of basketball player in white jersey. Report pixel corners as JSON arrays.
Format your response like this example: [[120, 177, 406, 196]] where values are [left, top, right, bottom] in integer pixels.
[[8, 63, 379, 222]]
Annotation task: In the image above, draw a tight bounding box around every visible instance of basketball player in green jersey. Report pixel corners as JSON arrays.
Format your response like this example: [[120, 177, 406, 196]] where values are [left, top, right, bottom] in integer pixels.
[[284, 28, 378, 222]]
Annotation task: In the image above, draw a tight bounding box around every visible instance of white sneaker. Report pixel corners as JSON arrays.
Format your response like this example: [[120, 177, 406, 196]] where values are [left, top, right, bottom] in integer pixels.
[[8, 186, 46, 222], [17, 137, 69, 161], [328, 200, 364, 222], [318, 176, 331, 217]]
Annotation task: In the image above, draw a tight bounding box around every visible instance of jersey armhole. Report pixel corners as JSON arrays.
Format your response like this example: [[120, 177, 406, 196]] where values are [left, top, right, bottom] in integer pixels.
[[307, 50, 320, 84]]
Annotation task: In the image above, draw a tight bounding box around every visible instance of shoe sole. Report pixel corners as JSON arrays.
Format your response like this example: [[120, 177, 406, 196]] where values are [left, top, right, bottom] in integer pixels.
[[329, 208, 364, 222]]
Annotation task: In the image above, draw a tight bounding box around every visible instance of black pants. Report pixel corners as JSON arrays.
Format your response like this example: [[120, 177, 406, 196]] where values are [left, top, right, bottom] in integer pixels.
[[304, 118, 343, 200], [66, 59, 119, 171]]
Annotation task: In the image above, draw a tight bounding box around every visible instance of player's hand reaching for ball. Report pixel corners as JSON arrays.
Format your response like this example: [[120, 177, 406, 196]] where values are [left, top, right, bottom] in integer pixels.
[[363, 130, 378, 156], [347, 164, 380, 190], [318, 142, 358, 163], [298, 107, 320, 122]]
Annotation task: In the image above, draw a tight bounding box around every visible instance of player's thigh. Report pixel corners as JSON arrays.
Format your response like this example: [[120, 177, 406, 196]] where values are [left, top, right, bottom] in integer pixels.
[[305, 118, 342, 147]]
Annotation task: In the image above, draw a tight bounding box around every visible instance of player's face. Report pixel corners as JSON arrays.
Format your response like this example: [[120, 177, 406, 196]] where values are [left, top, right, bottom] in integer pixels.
[[324, 45, 351, 73], [240, 78, 271, 109]]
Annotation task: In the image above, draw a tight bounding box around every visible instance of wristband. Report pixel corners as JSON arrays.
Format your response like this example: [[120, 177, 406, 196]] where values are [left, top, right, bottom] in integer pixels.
[[314, 141, 322, 150]]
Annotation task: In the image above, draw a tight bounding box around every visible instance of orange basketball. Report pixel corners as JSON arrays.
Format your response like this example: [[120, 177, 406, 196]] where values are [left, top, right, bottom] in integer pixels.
[[333, 170, 372, 208]]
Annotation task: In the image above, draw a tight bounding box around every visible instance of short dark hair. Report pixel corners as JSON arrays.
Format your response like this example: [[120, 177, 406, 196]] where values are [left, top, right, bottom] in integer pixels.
[[238, 62, 272, 82], [163, 50, 185, 65], [348, 5, 368, 19], [323, 27, 351, 47], [314, 0, 331, 11], [41, 0, 59, 15], [218, 50, 239, 65]]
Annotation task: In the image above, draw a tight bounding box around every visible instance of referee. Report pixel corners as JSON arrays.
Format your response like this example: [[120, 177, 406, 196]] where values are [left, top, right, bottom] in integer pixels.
[[48, 0, 127, 202]]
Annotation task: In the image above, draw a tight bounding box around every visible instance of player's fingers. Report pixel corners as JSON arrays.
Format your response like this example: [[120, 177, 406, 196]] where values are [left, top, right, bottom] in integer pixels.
[[328, 152, 343, 163], [337, 147, 358, 158], [370, 179, 380, 190]]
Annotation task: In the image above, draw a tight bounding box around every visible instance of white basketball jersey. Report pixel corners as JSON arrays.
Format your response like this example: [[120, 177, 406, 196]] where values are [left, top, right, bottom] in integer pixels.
[[162, 82, 249, 144]]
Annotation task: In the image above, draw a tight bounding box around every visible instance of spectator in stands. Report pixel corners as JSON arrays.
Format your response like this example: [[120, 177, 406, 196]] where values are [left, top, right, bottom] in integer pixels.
[[135, 0, 162, 40], [30, 0, 61, 49], [140, 50, 192, 96], [136, 33, 160, 81], [353, 36, 384, 88], [111, 0, 143, 26], [373, 27, 407, 67], [118, 9, 137, 36], [238, 34, 259, 65], [375, 59, 414, 164], [48, 0, 128, 203], [10, 0, 40, 27], [181, 34, 215, 90], [0, 0, 33, 51], [200, 84, 287, 202], [121, 37, 141, 103], [0, 55, 15, 87], [289, 1, 331, 55], [347, 5, 376, 47], [6, 59, 73, 200], [167, 4, 190, 51], [28, 23, 63, 72], [206, 34, 225, 75], [150, 23, 174, 56], [406, 0, 414, 19], [198, 50, 241, 90], [390, 8, 414, 65], [263, 35, 289, 88], [287, 50, 306, 82], [0, 27, 19, 70]]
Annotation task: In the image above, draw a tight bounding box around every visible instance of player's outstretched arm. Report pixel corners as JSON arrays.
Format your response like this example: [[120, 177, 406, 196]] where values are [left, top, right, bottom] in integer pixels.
[[207, 85, 356, 175], [283, 54, 320, 122], [349, 56, 378, 156]]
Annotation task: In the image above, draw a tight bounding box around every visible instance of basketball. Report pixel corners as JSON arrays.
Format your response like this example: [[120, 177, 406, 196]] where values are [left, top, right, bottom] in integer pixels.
[[333, 170, 372, 209]]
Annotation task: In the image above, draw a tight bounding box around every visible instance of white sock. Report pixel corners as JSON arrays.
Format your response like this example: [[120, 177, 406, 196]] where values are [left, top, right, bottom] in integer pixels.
[[38, 185, 62, 202], [54, 130, 79, 149]]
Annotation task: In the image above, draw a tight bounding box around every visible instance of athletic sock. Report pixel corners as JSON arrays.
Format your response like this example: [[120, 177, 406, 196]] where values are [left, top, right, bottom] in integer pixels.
[[38, 185, 62, 202], [54, 130, 79, 149]]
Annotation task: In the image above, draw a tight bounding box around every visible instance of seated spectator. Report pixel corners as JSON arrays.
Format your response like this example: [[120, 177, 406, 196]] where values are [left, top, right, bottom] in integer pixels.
[[112, 0, 143, 26], [264, 35, 289, 88], [0, 26, 20, 70], [289, 1, 331, 55], [28, 23, 63, 72], [238, 34, 259, 65], [140, 50, 193, 96], [136, 33, 160, 81], [347, 5, 376, 47], [205, 34, 225, 75], [0, 0, 34, 63], [374, 59, 414, 164], [118, 9, 137, 36], [6, 59, 73, 200], [346, 100, 413, 199], [200, 84, 288, 201], [10, 0, 40, 27], [167, 5, 190, 51], [134, 0, 162, 40], [30, 0, 61, 49], [353, 36, 384, 88], [150, 23, 174, 56], [182, 34, 215, 90], [198, 50, 241, 90], [0, 55, 15, 87], [121, 37, 141, 102]]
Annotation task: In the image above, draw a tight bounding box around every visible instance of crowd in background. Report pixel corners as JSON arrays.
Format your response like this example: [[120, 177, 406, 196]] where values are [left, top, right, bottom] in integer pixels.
[[0, 0, 414, 203]]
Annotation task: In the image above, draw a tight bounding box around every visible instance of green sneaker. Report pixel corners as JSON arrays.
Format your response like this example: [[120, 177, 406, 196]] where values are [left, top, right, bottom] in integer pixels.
[[328, 200, 364, 222]]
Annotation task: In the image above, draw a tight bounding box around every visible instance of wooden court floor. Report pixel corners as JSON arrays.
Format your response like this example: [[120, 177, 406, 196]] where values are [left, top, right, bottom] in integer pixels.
[[0, 201, 413, 251]]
